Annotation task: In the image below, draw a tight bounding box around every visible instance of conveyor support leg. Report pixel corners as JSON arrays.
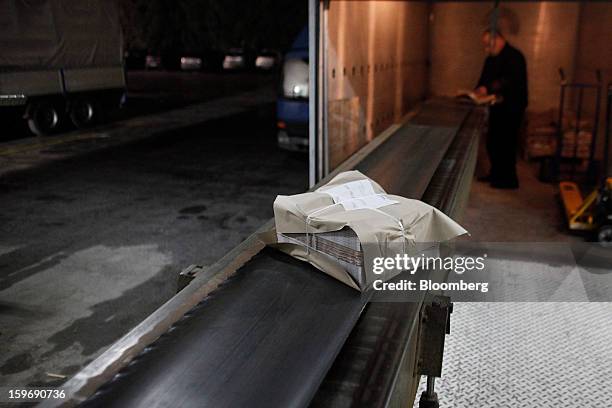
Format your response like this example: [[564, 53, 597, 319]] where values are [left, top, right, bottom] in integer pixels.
[[419, 376, 439, 408], [417, 295, 452, 408]]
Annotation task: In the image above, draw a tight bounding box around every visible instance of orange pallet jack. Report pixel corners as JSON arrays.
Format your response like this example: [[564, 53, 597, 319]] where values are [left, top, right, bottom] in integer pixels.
[[560, 84, 612, 243]]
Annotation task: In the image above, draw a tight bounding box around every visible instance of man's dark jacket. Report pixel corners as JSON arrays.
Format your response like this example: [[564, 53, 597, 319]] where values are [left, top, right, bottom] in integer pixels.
[[477, 42, 528, 114]]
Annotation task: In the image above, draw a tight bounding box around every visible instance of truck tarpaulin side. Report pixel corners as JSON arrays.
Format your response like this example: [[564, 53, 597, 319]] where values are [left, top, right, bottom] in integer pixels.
[[0, 0, 122, 70], [0, 0, 124, 98]]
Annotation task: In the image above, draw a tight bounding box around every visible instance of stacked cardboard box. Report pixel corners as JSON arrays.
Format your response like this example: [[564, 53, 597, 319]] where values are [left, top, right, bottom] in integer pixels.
[[561, 113, 594, 172], [523, 109, 594, 161], [524, 109, 557, 159], [561, 130, 592, 159]]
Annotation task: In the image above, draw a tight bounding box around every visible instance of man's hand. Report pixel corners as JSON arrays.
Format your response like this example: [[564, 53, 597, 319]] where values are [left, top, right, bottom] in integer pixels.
[[474, 86, 488, 96]]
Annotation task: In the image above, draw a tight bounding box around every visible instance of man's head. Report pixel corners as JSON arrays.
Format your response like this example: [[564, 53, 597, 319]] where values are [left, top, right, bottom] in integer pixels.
[[482, 29, 506, 56]]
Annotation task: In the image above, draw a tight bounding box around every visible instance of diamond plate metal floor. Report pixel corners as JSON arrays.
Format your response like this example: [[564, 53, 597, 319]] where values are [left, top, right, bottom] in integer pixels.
[[413, 302, 612, 408]]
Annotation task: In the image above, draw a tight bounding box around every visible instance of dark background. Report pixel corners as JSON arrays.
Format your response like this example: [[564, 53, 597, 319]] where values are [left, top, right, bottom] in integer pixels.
[[118, 0, 307, 55]]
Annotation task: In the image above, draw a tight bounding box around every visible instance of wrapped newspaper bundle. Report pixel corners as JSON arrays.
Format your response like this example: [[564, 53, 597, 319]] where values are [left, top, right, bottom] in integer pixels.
[[264, 170, 468, 291]]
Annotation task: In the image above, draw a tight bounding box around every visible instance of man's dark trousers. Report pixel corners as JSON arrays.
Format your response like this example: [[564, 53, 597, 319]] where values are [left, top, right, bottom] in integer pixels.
[[487, 106, 523, 188]]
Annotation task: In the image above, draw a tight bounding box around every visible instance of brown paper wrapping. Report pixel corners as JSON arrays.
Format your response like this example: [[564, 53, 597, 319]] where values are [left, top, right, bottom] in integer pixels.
[[263, 171, 468, 291]]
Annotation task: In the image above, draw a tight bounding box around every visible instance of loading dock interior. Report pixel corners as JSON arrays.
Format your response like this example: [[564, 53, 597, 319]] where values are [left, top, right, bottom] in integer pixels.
[[1, 1, 612, 407]]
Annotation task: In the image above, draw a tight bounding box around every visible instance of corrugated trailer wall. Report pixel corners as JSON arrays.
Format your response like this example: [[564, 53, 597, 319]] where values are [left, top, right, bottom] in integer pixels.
[[324, 1, 429, 171], [429, 2, 581, 112], [320, 1, 611, 175], [428, 1, 611, 161]]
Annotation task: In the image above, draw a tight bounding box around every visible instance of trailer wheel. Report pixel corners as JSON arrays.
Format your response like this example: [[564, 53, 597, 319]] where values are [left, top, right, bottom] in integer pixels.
[[69, 98, 98, 128], [27, 101, 61, 136], [597, 225, 612, 247]]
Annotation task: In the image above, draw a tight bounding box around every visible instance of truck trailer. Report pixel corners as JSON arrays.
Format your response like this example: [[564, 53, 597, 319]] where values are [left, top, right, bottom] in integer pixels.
[[277, 27, 309, 152], [0, 0, 125, 135]]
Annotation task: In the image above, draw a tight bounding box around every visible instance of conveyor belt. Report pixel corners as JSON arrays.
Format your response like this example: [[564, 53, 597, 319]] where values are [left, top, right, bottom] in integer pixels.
[[73, 99, 481, 408], [310, 102, 484, 408], [359, 99, 471, 198]]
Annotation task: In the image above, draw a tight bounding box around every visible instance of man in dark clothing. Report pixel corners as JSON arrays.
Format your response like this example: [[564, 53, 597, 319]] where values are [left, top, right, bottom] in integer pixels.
[[476, 29, 528, 189]]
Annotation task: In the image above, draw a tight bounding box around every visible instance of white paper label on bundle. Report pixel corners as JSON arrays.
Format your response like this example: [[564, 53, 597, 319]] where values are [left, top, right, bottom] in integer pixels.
[[339, 194, 399, 211], [319, 179, 377, 203]]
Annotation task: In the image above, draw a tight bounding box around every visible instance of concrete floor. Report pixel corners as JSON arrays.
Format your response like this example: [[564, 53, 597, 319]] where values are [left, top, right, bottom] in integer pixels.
[[463, 160, 580, 242], [0, 95, 308, 388], [414, 159, 612, 407]]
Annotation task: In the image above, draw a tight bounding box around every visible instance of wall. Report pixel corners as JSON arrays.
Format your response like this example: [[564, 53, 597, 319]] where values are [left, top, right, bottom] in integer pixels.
[[324, 1, 429, 170], [429, 2, 581, 113], [575, 2, 612, 162], [322, 1, 612, 171]]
